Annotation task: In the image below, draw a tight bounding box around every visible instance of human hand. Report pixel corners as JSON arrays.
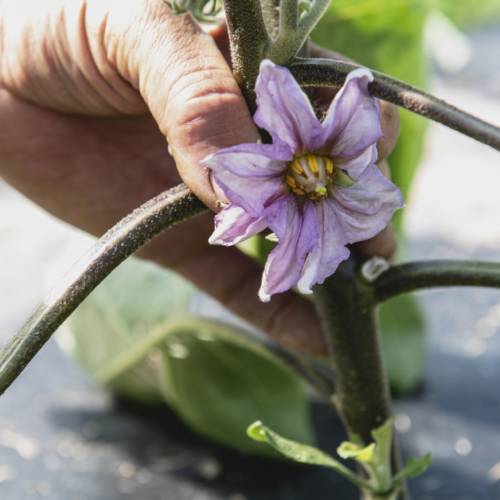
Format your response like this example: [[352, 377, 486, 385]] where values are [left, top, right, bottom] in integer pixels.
[[0, 0, 399, 355]]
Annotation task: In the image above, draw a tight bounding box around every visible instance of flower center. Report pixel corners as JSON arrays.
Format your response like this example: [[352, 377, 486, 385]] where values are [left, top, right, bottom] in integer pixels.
[[285, 154, 335, 201]]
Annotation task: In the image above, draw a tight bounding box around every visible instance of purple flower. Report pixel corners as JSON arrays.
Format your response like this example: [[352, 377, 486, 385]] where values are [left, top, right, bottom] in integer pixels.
[[204, 60, 404, 302]]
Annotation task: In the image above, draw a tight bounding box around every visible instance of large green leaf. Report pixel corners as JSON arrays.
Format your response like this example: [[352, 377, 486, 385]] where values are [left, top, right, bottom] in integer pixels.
[[63, 259, 195, 403], [159, 320, 313, 454], [62, 258, 313, 454]]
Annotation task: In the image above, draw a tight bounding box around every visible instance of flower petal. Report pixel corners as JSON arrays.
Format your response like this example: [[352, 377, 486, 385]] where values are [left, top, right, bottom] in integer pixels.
[[209, 205, 268, 246], [297, 202, 350, 294], [321, 68, 382, 158], [336, 143, 378, 181], [258, 197, 318, 302], [203, 142, 290, 217], [254, 59, 323, 154], [331, 164, 404, 244]]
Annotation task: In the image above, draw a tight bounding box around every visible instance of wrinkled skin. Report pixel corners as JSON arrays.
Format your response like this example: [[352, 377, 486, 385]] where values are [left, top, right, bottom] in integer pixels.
[[0, 0, 399, 356]]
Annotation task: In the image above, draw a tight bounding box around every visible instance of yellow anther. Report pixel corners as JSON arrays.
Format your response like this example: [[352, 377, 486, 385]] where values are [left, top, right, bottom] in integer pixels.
[[325, 158, 334, 176], [307, 154, 320, 176], [291, 159, 305, 176], [285, 153, 336, 202], [286, 173, 297, 188]]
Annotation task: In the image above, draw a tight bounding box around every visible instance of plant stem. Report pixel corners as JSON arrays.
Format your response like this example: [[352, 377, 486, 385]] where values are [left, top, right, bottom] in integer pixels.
[[313, 260, 409, 500], [0, 184, 206, 395], [291, 57, 500, 151], [297, 0, 331, 44], [371, 260, 500, 304], [280, 0, 298, 32], [313, 261, 391, 443], [223, 0, 270, 109], [260, 0, 280, 39], [267, 0, 331, 64]]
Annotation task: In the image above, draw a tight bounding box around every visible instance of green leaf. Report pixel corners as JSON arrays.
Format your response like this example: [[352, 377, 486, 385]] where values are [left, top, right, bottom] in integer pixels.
[[62, 258, 313, 455], [62, 258, 195, 402], [372, 418, 393, 471], [158, 320, 314, 455], [394, 454, 432, 481], [247, 421, 372, 490], [247, 421, 339, 467], [337, 441, 376, 464]]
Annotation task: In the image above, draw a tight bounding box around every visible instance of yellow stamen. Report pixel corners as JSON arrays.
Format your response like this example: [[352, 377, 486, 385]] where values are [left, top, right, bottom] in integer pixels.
[[291, 159, 305, 176], [285, 153, 336, 201], [286, 173, 297, 188], [307, 154, 320, 176], [325, 158, 334, 176]]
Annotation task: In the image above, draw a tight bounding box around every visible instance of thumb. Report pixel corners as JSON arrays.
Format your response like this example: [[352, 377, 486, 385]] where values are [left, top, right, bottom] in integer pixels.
[[99, 0, 260, 209]]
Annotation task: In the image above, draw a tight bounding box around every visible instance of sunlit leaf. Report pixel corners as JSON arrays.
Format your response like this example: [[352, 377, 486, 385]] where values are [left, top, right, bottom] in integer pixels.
[[395, 453, 432, 481], [247, 421, 373, 489], [62, 258, 313, 455]]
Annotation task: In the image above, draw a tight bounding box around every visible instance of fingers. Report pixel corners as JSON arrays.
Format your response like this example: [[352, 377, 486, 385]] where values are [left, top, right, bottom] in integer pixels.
[[96, 0, 259, 210], [0, 0, 259, 210]]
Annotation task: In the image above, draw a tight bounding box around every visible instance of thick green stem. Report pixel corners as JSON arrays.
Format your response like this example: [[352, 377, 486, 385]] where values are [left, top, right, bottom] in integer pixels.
[[372, 260, 500, 304], [313, 261, 391, 442], [260, 0, 280, 39], [0, 185, 206, 395], [223, 0, 270, 109], [291, 57, 500, 151], [313, 260, 409, 500]]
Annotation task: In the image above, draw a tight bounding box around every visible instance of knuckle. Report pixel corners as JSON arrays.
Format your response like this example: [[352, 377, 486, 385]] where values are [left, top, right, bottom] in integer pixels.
[[165, 66, 251, 148]]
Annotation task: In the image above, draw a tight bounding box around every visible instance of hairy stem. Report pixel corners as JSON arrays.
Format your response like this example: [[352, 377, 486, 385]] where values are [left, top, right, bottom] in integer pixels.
[[267, 0, 330, 64], [291, 57, 500, 151], [223, 0, 270, 109], [0, 185, 206, 395], [372, 260, 500, 304], [298, 0, 331, 44], [260, 0, 280, 39], [280, 0, 298, 31], [314, 261, 409, 500]]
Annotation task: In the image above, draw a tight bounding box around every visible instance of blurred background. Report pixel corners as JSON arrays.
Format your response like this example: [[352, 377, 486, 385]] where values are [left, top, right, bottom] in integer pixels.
[[2, 1, 500, 499]]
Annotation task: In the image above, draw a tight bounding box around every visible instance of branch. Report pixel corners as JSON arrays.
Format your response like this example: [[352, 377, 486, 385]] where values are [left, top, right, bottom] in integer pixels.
[[223, 0, 270, 109], [372, 260, 500, 304], [260, 0, 280, 39], [291, 58, 500, 151], [0, 185, 206, 395], [267, 0, 331, 64], [297, 0, 331, 46]]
